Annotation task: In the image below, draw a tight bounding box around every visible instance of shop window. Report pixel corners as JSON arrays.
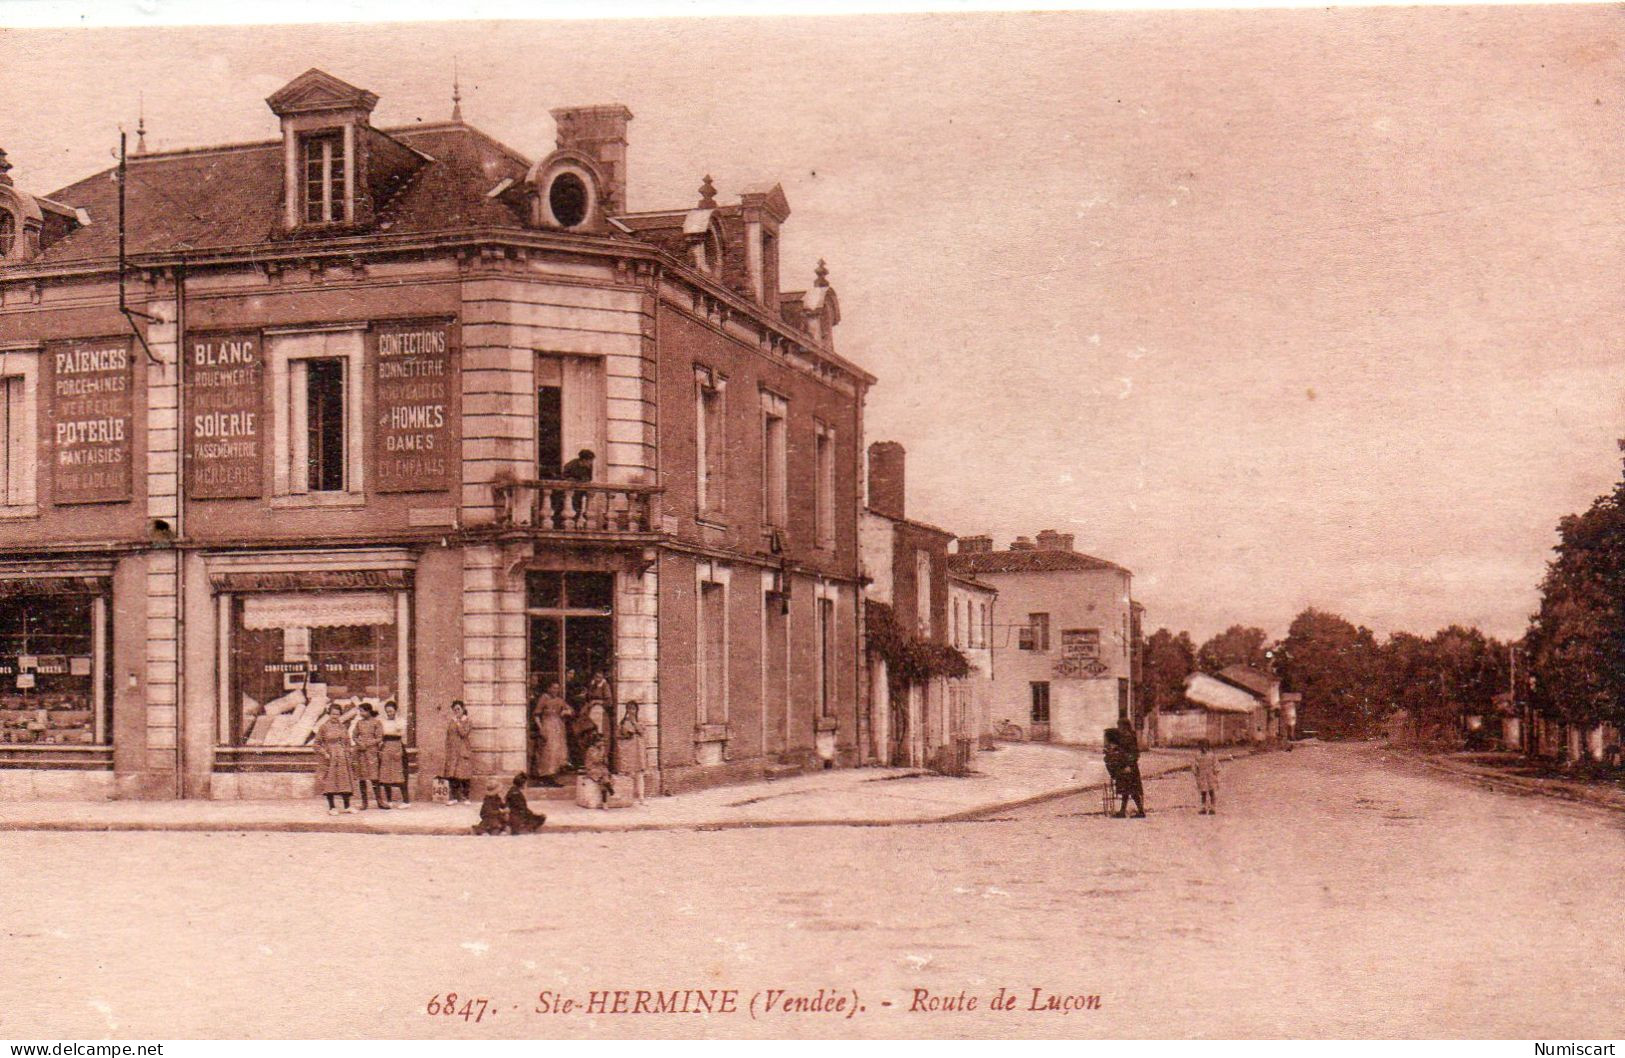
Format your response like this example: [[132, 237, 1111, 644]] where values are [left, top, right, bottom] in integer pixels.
[[760, 389, 788, 531], [0, 591, 107, 746], [0, 370, 37, 507], [271, 329, 364, 500], [302, 133, 347, 225], [225, 591, 402, 747], [0, 210, 14, 257], [695, 366, 727, 520], [1030, 681, 1051, 725], [814, 422, 836, 548]]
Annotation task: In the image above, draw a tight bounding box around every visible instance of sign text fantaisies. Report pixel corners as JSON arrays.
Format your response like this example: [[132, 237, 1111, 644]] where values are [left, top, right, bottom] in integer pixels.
[[48, 338, 133, 504]]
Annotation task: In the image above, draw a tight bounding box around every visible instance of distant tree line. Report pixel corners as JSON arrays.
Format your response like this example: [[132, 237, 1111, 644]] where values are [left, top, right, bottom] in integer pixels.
[[1139, 617, 1512, 740], [1135, 458, 1625, 745]]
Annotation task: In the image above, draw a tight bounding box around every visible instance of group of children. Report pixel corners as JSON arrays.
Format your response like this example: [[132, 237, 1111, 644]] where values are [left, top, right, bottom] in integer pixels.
[[470, 702, 649, 834]]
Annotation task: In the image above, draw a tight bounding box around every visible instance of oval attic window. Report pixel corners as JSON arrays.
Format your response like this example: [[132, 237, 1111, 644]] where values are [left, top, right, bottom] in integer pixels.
[[548, 172, 589, 228], [0, 211, 15, 257]]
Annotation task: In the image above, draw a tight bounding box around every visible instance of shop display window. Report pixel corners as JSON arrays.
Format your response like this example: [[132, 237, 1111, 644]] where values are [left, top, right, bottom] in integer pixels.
[[0, 594, 102, 745], [226, 591, 401, 747]]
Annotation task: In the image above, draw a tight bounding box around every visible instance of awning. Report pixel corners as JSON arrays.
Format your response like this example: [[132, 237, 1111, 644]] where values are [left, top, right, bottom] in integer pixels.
[[241, 592, 396, 630]]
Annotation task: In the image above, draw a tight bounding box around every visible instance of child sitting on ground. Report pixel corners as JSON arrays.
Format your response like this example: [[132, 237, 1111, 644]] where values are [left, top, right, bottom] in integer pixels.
[[1195, 740, 1219, 815], [471, 779, 508, 835], [505, 772, 548, 834]]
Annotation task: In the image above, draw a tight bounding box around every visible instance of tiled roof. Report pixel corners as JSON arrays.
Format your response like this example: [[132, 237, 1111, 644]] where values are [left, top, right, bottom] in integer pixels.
[[1215, 665, 1278, 698], [947, 571, 997, 592], [30, 122, 535, 266], [947, 549, 1128, 576]]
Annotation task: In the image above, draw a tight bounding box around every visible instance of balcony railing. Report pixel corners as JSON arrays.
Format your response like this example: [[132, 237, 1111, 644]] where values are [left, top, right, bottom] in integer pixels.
[[493, 480, 662, 535]]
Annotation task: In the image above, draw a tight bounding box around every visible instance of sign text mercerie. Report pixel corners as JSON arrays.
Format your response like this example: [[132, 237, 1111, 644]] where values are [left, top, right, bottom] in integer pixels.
[[187, 332, 263, 499], [373, 320, 457, 493], [48, 338, 134, 505]]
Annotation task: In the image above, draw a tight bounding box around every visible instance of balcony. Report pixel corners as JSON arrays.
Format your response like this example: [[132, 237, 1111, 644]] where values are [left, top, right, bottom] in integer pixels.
[[493, 480, 662, 537]]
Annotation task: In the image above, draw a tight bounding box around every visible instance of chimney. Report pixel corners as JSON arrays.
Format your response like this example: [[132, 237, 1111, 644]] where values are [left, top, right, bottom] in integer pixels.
[[1035, 529, 1075, 551], [867, 441, 906, 521], [1009, 536, 1035, 551], [551, 105, 632, 213], [958, 535, 993, 554]]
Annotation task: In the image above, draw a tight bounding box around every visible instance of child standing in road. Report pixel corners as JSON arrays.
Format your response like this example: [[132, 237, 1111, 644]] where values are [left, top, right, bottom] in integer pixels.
[[1195, 740, 1219, 815]]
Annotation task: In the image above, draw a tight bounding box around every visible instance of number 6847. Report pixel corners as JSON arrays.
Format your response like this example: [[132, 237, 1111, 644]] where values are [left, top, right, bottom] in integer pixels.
[[426, 993, 490, 1023]]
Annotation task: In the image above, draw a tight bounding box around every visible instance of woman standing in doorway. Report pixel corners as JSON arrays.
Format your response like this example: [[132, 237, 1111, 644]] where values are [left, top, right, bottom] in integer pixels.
[[379, 699, 410, 809], [351, 702, 386, 810], [531, 680, 572, 785], [312, 702, 357, 815], [443, 700, 475, 804]]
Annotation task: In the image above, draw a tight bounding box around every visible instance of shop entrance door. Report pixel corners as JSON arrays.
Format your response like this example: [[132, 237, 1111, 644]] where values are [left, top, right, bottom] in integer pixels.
[[525, 571, 616, 777]]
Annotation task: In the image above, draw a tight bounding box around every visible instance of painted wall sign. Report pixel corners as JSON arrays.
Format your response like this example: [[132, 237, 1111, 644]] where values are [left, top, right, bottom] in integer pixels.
[[372, 320, 457, 493], [1054, 628, 1106, 679], [187, 332, 263, 499], [47, 338, 133, 504]]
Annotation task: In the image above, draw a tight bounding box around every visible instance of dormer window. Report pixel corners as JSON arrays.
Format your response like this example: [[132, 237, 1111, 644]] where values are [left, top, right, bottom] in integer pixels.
[[548, 172, 589, 228], [302, 133, 348, 225], [0, 210, 14, 257]]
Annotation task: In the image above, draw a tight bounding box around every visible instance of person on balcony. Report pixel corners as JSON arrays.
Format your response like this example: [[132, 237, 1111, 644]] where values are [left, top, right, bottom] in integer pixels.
[[550, 448, 595, 527]]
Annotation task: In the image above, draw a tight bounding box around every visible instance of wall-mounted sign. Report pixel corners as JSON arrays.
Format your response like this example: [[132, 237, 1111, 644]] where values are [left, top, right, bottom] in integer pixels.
[[186, 332, 263, 499], [47, 338, 133, 504], [1054, 629, 1106, 679], [372, 320, 457, 493]]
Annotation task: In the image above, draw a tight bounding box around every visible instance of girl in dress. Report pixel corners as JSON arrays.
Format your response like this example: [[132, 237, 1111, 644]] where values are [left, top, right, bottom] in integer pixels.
[[379, 699, 410, 809], [312, 703, 357, 815], [531, 681, 572, 785], [616, 701, 648, 805], [443, 699, 475, 804], [351, 702, 385, 810]]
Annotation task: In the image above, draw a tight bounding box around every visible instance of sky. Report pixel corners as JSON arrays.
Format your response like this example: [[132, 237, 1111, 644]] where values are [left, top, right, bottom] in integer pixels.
[[1, 7, 1620, 642]]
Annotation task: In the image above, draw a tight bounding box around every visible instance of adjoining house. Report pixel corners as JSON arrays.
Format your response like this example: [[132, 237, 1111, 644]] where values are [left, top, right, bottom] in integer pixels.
[[858, 442, 981, 773], [1159, 672, 1263, 746], [947, 531, 1134, 747], [1215, 665, 1282, 742], [0, 69, 873, 800], [948, 571, 997, 750]]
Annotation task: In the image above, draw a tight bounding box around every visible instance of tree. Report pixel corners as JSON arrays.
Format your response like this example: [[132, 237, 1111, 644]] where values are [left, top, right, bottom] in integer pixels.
[[1196, 625, 1273, 675], [1524, 473, 1625, 734], [1141, 628, 1197, 718], [1277, 608, 1382, 738]]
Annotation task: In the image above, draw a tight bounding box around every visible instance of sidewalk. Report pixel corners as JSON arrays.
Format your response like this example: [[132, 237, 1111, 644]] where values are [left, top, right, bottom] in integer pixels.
[[0, 742, 1196, 835], [1405, 749, 1625, 814]]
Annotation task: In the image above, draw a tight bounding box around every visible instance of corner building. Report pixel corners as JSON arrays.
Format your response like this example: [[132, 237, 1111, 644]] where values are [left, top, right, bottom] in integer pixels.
[[0, 69, 870, 799]]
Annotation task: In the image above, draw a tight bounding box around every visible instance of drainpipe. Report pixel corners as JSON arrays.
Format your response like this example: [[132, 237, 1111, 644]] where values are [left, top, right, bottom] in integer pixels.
[[171, 262, 188, 797]]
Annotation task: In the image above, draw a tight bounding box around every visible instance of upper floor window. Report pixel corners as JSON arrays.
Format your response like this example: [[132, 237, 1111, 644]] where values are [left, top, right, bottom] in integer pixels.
[[0, 211, 15, 258], [814, 421, 835, 548], [694, 366, 727, 521], [271, 329, 365, 501], [760, 389, 788, 532], [1019, 612, 1051, 652], [302, 134, 348, 225], [0, 363, 37, 508], [915, 550, 932, 638]]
